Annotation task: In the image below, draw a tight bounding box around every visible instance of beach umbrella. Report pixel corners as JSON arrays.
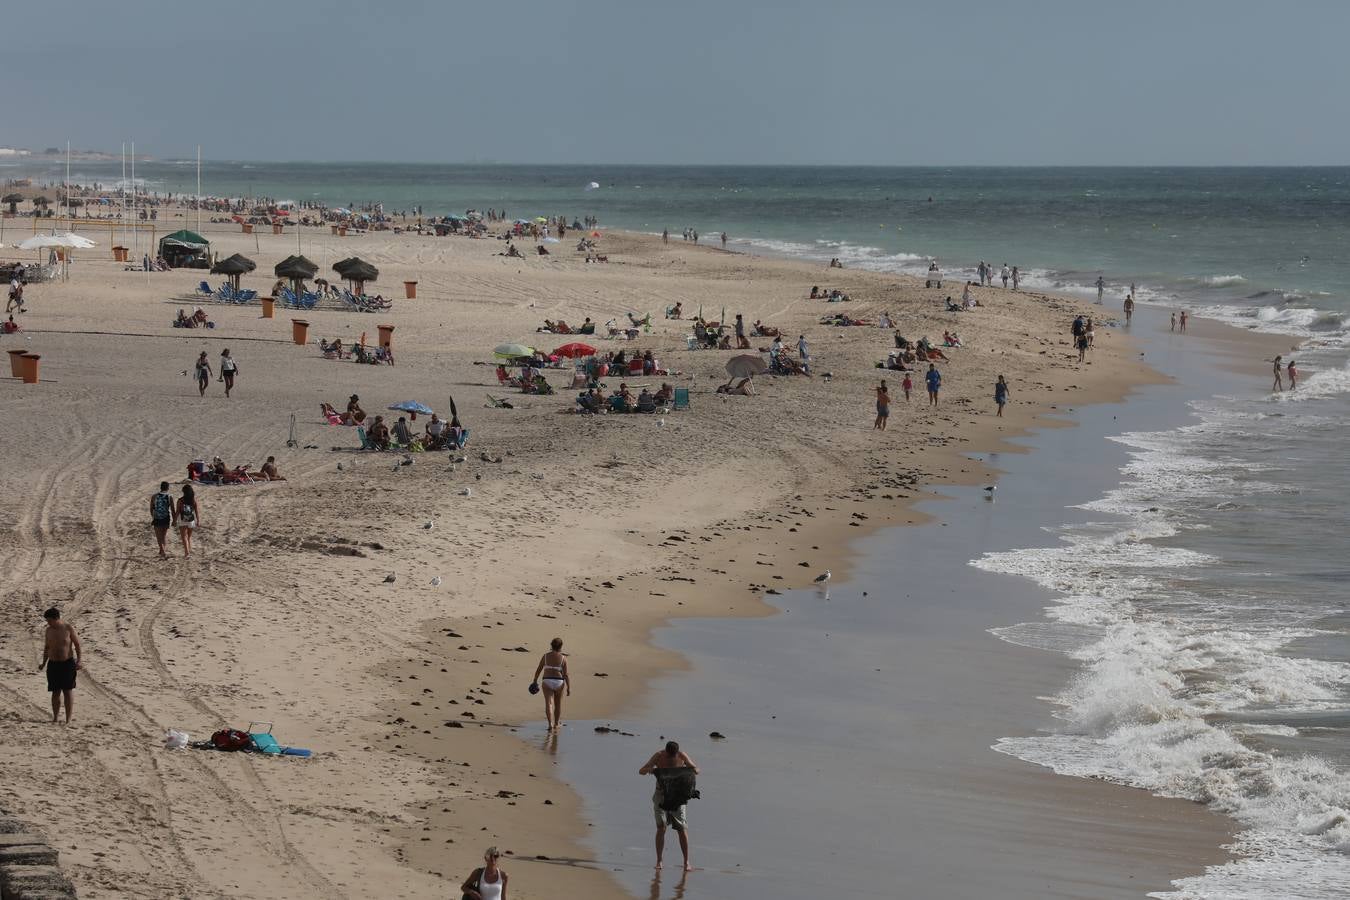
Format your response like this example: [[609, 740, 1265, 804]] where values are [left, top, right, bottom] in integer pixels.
[[534, 216, 547, 223], [275, 254, 319, 298], [725, 354, 768, 379], [18, 233, 96, 250], [388, 400, 434, 420], [447, 394, 461, 428], [333, 257, 379, 294], [493, 342, 535, 359], [553, 342, 597, 359], [2, 193, 22, 215], [32, 196, 51, 208], [211, 253, 256, 291]]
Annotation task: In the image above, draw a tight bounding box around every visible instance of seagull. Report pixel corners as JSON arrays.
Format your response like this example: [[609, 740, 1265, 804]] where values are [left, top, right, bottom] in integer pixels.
[[984, 486, 997, 492], [423, 520, 435, 530], [336, 462, 344, 471], [431, 576, 442, 587], [383, 573, 397, 583], [392, 461, 401, 472], [814, 570, 832, 585], [460, 487, 472, 497], [657, 418, 666, 426]]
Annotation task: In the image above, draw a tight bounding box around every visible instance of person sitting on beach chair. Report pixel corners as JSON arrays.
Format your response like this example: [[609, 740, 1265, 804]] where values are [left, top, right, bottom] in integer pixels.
[[665, 302, 683, 319], [627, 312, 651, 329], [655, 383, 674, 406], [368, 416, 392, 450], [321, 402, 346, 425], [943, 330, 963, 348], [424, 414, 447, 449], [392, 416, 415, 447], [577, 317, 596, 335], [577, 388, 603, 413], [636, 388, 657, 413]]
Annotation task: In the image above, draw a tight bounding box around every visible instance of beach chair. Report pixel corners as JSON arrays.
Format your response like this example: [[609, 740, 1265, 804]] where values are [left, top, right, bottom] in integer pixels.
[[237, 289, 257, 302], [609, 394, 630, 413], [247, 722, 312, 758], [673, 388, 690, 410], [356, 426, 376, 450], [196, 280, 213, 297]]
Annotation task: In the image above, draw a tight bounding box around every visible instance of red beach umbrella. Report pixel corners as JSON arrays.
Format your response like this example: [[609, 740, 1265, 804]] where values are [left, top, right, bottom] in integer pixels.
[[553, 342, 598, 358]]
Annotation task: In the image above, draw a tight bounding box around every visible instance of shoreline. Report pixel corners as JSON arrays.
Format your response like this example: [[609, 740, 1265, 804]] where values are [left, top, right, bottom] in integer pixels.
[[0, 220, 1291, 898]]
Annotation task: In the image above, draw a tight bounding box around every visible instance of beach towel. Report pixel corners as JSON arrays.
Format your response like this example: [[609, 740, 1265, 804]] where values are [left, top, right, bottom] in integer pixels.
[[653, 767, 699, 810]]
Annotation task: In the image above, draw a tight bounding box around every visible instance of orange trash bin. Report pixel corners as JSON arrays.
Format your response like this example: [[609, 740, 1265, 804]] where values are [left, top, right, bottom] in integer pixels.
[[261, 296, 275, 319], [330, 225, 338, 235], [338, 226, 347, 236], [378, 324, 394, 351], [20, 354, 40, 384], [291, 319, 310, 346], [403, 280, 417, 299], [8, 349, 27, 377]]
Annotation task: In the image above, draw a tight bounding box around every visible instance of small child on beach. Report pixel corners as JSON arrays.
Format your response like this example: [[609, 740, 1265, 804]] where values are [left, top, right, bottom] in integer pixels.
[[901, 373, 912, 402], [995, 375, 1009, 417]]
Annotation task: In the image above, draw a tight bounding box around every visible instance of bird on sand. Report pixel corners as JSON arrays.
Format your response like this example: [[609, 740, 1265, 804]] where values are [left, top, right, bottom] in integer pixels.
[[423, 519, 435, 530], [383, 573, 397, 583], [431, 576, 442, 587], [814, 570, 832, 585]]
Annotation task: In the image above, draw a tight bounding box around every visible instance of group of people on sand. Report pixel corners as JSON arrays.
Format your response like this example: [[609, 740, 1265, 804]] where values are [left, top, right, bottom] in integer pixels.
[[577, 381, 673, 413], [358, 410, 465, 451], [174, 307, 211, 328], [809, 285, 851, 301], [537, 317, 596, 335], [192, 349, 239, 397]]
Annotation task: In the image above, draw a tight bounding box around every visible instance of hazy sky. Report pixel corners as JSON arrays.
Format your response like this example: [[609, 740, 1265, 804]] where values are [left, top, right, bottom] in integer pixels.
[[7, 0, 1349, 165]]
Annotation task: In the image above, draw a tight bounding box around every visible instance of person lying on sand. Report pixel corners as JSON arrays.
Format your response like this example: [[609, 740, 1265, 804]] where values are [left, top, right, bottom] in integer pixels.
[[256, 456, 286, 481], [717, 377, 755, 396]]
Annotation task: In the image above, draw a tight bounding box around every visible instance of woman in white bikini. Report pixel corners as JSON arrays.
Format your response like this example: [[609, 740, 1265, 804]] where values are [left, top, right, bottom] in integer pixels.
[[532, 637, 571, 732], [460, 846, 507, 900]]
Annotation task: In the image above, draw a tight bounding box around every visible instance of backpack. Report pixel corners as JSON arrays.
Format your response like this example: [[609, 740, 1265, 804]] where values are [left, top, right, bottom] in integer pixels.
[[152, 493, 172, 521], [210, 729, 253, 752]]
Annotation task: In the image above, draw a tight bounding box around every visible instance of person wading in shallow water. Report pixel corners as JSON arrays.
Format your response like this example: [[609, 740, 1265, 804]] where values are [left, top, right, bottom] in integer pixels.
[[531, 637, 570, 732], [640, 740, 700, 872]]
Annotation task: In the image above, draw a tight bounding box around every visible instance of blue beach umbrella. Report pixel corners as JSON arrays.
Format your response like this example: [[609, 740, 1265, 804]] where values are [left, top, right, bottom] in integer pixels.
[[388, 400, 434, 416]]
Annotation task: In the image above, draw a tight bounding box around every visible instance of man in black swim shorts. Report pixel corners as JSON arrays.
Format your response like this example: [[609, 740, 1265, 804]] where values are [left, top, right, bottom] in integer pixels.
[[38, 607, 81, 724]]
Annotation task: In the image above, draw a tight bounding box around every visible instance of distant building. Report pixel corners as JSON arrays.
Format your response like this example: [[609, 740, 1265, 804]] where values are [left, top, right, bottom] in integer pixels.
[[0, 148, 32, 157]]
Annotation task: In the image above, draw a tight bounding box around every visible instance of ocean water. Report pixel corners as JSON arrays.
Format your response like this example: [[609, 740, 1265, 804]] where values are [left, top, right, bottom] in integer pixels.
[[13, 160, 1350, 340], [14, 160, 1348, 893]]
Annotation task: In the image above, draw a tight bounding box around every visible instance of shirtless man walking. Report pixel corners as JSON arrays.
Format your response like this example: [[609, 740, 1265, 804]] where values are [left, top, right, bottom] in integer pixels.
[[639, 741, 700, 872], [38, 608, 81, 724]]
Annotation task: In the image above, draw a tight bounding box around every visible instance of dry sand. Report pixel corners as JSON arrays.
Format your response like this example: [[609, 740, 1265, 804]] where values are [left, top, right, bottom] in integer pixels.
[[0, 216, 1237, 898]]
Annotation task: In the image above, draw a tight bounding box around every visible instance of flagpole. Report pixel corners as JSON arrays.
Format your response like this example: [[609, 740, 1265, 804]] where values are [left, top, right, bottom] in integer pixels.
[[196, 145, 202, 235]]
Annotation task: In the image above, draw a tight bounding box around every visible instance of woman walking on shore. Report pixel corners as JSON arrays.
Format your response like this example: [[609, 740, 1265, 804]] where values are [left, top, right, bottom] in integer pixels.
[[532, 637, 570, 733], [994, 375, 1010, 417], [1287, 358, 1298, 391], [874, 379, 890, 430], [460, 847, 507, 900], [194, 351, 212, 397], [219, 348, 238, 398], [176, 484, 201, 558], [925, 364, 941, 406], [1272, 355, 1284, 391]]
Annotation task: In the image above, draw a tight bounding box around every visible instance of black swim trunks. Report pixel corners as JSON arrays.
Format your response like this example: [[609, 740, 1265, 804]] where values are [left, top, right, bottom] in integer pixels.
[[46, 658, 77, 692]]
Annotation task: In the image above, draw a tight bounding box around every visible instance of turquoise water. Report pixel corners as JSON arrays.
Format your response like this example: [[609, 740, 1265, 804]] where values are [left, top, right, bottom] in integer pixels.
[[13, 160, 1350, 337]]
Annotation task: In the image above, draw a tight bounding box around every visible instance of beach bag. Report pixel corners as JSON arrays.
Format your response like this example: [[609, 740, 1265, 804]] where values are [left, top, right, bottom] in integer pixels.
[[461, 867, 482, 900], [210, 728, 253, 752]]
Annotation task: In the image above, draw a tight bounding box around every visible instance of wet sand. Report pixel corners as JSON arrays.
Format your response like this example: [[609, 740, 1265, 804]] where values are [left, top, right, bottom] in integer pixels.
[[546, 307, 1287, 898]]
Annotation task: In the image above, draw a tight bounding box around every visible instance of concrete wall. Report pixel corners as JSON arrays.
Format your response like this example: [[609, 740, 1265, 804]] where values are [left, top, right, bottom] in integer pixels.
[[0, 814, 76, 899]]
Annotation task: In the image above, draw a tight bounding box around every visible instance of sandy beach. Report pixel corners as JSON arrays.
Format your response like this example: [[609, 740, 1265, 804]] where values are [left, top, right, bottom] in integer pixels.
[[0, 215, 1279, 898]]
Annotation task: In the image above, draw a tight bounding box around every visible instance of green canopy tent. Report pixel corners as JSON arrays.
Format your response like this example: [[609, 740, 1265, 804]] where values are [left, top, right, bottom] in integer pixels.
[[158, 229, 211, 269]]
